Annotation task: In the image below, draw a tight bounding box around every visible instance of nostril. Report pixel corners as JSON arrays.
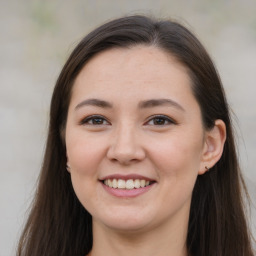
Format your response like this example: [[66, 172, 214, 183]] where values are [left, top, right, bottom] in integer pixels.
[[107, 148, 146, 165], [106, 133, 146, 164]]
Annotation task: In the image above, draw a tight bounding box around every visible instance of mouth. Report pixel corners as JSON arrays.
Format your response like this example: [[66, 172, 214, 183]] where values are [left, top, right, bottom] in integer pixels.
[[99, 174, 157, 197], [101, 178, 156, 190]]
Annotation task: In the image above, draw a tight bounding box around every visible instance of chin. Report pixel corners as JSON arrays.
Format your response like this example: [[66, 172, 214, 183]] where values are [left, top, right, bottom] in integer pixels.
[[102, 219, 151, 233], [93, 208, 155, 233]]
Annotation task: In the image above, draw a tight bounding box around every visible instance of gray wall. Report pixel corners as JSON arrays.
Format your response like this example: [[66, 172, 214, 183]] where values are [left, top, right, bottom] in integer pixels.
[[1, 0, 256, 255]]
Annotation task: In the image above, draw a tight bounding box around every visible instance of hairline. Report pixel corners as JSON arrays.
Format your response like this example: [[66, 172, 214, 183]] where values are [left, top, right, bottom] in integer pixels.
[[61, 43, 206, 144]]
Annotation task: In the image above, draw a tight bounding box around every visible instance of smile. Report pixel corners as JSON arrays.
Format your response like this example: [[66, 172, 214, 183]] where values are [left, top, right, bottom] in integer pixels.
[[103, 178, 153, 189], [100, 174, 156, 197]]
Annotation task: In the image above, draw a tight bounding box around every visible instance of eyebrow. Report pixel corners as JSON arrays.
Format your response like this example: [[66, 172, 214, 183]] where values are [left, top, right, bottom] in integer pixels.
[[75, 98, 185, 111], [75, 98, 113, 110], [138, 98, 185, 111]]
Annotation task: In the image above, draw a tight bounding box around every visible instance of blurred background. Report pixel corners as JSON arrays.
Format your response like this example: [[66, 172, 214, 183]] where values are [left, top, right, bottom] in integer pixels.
[[1, 0, 256, 255]]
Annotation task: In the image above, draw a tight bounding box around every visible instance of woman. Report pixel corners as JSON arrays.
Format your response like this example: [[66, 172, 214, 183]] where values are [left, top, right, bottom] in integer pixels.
[[17, 15, 255, 256]]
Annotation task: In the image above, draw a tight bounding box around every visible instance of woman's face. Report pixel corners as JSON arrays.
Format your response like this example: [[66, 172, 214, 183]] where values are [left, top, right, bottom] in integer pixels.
[[65, 46, 209, 233]]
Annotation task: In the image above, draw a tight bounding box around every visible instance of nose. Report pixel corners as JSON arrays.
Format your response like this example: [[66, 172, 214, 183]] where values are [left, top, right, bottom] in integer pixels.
[[106, 123, 146, 165]]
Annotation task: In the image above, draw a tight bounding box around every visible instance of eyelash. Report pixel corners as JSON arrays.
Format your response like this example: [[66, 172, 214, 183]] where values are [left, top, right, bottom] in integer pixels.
[[145, 115, 177, 126], [80, 114, 176, 126], [80, 115, 110, 125]]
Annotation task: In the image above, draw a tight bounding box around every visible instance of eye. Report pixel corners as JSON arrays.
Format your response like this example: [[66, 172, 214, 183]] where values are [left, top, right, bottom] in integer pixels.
[[146, 115, 176, 126], [80, 115, 110, 125]]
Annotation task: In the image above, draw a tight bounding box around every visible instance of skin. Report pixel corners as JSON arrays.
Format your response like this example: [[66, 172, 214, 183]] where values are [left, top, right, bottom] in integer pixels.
[[65, 46, 226, 256]]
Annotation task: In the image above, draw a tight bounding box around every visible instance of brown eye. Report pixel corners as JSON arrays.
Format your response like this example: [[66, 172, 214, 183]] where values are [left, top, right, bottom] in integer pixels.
[[80, 115, 110, 125], [153, 117, 167, 125], [146, 115, 176, 126], [91, 118, 105, 125]]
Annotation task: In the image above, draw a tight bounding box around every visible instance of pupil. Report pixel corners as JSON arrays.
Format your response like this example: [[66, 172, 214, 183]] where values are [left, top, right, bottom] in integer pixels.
[[93, 118, 103, 124], [154, 118, 165, 125]]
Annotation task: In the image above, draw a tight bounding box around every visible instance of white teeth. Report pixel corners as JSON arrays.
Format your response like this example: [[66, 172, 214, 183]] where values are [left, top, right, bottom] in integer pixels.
[[126, 179, 135, 189], [134, 179, 140, 188], [103, 178, 152, 189], [112, 178, 118, 188], [117, 179, 126, 189]]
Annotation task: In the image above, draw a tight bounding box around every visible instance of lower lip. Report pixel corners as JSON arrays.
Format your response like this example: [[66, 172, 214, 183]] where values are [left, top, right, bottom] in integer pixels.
[[102, 183, 155, 198]]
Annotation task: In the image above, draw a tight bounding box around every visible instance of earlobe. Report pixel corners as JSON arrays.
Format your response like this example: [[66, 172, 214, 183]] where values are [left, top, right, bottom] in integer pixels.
[[199, 119, 226, 175], [66, 163, 71, 172], [66, 155, 71, 173]]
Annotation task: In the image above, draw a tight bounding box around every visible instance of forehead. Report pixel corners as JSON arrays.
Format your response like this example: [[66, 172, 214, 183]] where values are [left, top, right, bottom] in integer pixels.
[[69, 46, 203, 123], [84, 45, 178, 73], [72, 46, 193, 97]]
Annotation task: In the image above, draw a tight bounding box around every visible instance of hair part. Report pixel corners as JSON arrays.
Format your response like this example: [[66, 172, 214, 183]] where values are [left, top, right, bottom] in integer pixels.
[[17, 15, 254, 256]]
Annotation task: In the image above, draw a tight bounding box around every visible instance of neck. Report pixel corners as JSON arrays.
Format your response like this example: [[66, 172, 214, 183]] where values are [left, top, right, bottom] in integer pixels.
[[89, 214, 189, 256]]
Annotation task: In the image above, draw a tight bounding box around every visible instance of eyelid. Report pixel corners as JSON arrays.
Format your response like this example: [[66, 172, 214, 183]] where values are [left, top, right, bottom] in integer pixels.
[[79, 115, 110, 125], [144, 114, 177, 126], [79, 114, 176, 126]]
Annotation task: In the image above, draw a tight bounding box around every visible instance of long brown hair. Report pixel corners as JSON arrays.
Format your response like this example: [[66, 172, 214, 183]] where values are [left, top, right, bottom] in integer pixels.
[[17, 15, 255, 256]]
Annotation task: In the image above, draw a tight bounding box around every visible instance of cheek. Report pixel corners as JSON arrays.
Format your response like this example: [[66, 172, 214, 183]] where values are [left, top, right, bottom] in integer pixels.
[[143, 136, 201, 220], [65, 134, 105, 210], [66, 132, 107, 177], [148, 131, 203, 179]]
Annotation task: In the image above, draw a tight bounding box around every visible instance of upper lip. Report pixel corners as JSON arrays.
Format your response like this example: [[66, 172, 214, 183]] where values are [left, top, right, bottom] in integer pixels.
[[100, 174, 155, 182]]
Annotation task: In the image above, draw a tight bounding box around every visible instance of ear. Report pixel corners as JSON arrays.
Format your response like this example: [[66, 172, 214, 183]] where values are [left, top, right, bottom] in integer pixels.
[[199, 119, 226, 175], [66, 155, 71, 173]]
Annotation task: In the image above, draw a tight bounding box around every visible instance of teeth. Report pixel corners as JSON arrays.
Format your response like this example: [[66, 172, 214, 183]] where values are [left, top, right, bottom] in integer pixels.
[[140, 180, 145, 187], [126, 179, 135, 190], [134, 179, 140, 189], [103, 178, 152, 189], [112, 178, 118, 188], [117, 179, 126, 189]]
